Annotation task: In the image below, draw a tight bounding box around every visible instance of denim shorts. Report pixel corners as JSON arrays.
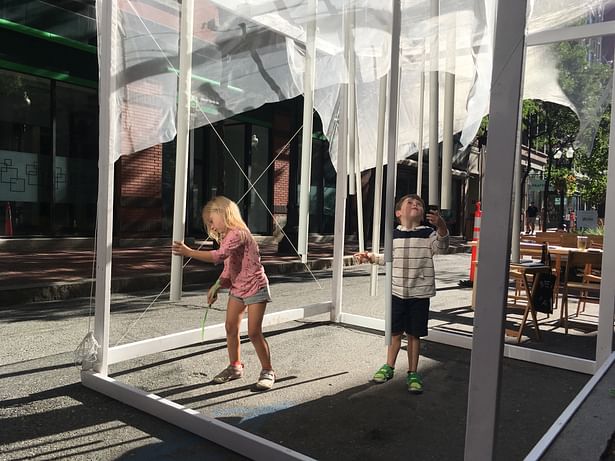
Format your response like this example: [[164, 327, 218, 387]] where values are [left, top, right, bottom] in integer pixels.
[[230, 285, 272, 305]]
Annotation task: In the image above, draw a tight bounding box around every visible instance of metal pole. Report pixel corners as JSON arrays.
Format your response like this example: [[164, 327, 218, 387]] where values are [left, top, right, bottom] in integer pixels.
[[170, 0, 194, 301], [428, 0, 440, 206], [355, 124, 365, 251], [332, 81, 349, 323], [370, 74, 388, 296], [384, 0, 401, 346], [511, 110, 523, 262], [346, 5, 356, 196], [441, 14, 455, 210], [417, 50, 425, 194], [297, 0, 317, 264]]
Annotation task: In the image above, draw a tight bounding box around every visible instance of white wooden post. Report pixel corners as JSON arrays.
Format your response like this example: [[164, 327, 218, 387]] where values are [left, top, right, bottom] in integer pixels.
[[464, 1, 528, 458], [297, 0, 317, 264], [170, 0, 194, 301], [93, 0, 119, 376], [595, 58, 615, 367]]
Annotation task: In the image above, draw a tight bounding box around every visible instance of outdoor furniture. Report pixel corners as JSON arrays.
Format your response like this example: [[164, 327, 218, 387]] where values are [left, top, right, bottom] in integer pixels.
[[506, 263, 552, 343], [560, 233, 584, 248], [535, 231, 566, 247], [519, 242, 543, 259], [560, 250, 602, 334]]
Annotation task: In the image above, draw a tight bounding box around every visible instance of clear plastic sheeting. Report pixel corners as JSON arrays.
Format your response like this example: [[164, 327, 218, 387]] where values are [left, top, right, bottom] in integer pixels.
[[96, 0, 180, 160], [97, 0, 610, 168], [527, 0, 615, 35]]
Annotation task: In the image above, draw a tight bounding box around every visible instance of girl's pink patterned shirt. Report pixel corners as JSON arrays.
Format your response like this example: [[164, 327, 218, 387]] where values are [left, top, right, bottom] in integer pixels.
[[210, 227, 268, 298]]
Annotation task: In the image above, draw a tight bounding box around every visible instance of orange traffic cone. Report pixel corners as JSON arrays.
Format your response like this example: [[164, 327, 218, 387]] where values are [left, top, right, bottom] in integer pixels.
[[5, 202, 13, 236], [459, 201, 481, 288], [469, 201, 482, 283]]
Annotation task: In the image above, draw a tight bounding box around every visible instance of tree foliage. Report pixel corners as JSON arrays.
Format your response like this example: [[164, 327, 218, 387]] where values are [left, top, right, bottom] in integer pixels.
[[522, 38, 611, 211]]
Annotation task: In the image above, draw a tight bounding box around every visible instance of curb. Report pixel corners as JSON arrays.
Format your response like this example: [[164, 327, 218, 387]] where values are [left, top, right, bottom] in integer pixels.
[[0, 245, 469, 307], [0, 256, 356, 308]]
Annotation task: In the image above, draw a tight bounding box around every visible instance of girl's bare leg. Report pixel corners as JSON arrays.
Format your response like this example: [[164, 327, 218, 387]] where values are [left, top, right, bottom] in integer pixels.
[[225, 296, 246, 363], [246, 302, 272, 370]]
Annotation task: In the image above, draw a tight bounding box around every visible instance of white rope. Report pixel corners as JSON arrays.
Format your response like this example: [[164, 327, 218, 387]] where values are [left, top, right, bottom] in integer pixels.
[[192, 99, 324, 288], [87, 223, 97, 333], [125, 0, 324, 284], [112, 123, 320, 346], [113, 239, 211, 346], [103, 2, 326, 346]]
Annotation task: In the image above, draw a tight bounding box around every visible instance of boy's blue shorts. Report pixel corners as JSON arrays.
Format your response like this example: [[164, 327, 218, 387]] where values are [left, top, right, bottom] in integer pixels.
[[391, 296, 430, 338]]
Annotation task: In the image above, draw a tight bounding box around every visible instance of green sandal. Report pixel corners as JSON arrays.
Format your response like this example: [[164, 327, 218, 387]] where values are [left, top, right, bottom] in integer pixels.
[[407, 372, 423, 394], [373, 364, 394, 383]]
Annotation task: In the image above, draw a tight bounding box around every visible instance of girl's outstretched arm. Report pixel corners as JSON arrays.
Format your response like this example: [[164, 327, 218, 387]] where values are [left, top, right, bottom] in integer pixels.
[[172, 241, 215, 263]]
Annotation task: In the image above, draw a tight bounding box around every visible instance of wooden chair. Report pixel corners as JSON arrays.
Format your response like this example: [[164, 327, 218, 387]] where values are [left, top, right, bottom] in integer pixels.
[[519, 242, 543, 260], [559, 233, 579, 248], [589, 235, 604, 249], [535, 232, 564, 247], [560, 250, 602, 334]]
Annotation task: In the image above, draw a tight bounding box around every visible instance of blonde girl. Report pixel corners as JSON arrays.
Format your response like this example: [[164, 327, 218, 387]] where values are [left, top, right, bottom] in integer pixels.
[[172, 196, 275, 390]]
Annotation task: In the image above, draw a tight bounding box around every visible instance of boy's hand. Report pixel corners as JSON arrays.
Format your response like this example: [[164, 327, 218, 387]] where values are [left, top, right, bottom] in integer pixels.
[[353, 251, 372, 264], [172, 240, 191, 257], [426, 211, 447, 235]]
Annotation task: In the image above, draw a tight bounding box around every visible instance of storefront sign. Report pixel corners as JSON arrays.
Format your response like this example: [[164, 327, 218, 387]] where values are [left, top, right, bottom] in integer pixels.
[[528, 178, 545, 192]]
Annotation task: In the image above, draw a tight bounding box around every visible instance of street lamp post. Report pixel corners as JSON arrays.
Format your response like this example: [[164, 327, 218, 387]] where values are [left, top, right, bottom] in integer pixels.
[[553, 147, 575, 230]]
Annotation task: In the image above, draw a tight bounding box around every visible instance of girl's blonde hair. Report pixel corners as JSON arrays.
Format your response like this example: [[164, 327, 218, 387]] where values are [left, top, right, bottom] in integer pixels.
[[202, 196, 249, 242]]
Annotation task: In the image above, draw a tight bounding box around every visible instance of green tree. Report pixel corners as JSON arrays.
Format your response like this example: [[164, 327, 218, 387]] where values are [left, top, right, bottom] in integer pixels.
[[520, 39, 611, 227], [554, 39, 611, 208]]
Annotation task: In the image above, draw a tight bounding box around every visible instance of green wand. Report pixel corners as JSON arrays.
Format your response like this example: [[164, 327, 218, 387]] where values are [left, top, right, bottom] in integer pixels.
[[201, 303, 212, 340], [201, 280, 220, 340]]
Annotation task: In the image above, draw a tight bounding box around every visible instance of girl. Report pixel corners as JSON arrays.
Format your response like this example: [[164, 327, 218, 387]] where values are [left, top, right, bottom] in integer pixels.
[[172, 196, 275, 390]]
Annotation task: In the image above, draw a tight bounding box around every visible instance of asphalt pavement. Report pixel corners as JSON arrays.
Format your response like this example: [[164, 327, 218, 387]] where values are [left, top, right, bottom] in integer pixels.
[[1, 251, 613, 460]]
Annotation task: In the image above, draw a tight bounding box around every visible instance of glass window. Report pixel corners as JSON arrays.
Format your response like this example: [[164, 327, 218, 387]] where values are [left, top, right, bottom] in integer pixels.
[[0, 70, 51, 236], [247, 125, 271, 234], [53, 82, 98, 235], [0, 0, 97, 46]]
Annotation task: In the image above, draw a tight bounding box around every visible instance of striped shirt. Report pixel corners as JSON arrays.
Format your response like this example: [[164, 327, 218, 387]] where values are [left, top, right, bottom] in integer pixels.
[[375, 225, 449, 299]]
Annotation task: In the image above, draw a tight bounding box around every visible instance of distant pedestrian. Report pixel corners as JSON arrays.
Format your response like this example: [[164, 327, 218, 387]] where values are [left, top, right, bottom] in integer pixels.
[[526, 202, 539, 234], [172, 196, 275, 390], [354, 194, 449, 393]]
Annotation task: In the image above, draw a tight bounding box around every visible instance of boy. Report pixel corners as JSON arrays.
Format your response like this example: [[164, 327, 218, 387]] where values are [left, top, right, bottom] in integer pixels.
[[355, 194, 449, 393]]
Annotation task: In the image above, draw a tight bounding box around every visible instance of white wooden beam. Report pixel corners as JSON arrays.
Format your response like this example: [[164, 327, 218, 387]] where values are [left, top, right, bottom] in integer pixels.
[[339, 313, 594, 374], [524, 352, 615, 460], [109, 302, 332, 364], [82, 372, 315, 460], [527, 21, 615, 47]]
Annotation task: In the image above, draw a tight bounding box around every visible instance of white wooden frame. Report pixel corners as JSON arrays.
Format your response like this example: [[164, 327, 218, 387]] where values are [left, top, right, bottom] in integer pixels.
[[87, 1, 614, 460]]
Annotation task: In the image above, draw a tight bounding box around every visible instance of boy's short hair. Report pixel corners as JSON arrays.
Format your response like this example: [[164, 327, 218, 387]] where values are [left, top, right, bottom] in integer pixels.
[[395, 194, 425, 212]]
